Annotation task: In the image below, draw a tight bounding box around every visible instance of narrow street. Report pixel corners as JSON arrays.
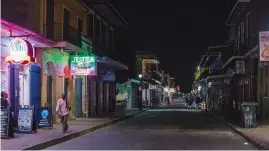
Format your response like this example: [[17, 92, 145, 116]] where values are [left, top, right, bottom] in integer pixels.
[[46, 98, 256, 150]]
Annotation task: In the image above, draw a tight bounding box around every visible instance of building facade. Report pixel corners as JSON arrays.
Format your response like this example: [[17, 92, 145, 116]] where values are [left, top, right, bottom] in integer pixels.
[[193, 0, 269, 123], [225, 0, 269, 122], [135, 51, 162, 105], [1, 0, 128, 124]]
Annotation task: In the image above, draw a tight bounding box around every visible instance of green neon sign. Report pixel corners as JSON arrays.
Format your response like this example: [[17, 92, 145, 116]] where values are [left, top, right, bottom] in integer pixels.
[[70, 54, 96, 76]]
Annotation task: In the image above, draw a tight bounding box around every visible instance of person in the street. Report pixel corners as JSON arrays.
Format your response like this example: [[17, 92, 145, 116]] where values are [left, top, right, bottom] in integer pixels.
[[187, 94, 193, 110], [56, 93, 70, 133], [167, 95, 170, 105], [195, 96, 201, 111], [201, 100, 206, 112]]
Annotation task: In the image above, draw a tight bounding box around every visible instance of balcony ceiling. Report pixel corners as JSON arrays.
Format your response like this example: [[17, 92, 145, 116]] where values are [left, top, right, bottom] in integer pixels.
[[226, 0, 250, 26], [87, 0, 128, 27], [142, 59, 160, 64]]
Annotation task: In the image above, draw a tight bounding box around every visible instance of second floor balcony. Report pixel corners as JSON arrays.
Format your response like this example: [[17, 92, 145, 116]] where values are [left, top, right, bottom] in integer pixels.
[[43, 23, 81, 48]]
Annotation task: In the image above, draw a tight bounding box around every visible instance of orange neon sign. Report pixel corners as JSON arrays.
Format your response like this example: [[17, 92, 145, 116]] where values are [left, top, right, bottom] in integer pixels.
[[5, 38, 35, 64]]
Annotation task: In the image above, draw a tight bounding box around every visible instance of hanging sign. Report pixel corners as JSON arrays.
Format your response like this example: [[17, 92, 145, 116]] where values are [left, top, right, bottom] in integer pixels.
[[235, 61, 245, 74], [259, 31, 269, 62], [70, 54, 96, 76], [37, 107, 52, 128], [5, 38, 35, 64], [1, 109, 10, 138], [17, 107, 35, 133], [102, 69, 115, 82]]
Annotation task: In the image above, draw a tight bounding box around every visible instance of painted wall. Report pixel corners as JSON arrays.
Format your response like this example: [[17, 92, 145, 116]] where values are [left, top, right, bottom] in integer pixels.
[[53, 0, 88, 32], [41, 48, 73, 121]]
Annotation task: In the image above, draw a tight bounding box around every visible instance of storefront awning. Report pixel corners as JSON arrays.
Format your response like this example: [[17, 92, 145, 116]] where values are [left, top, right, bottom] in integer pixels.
[[52, 41, 82, 53], [1, 19, 56, 47], [98, 57, 128, 70]]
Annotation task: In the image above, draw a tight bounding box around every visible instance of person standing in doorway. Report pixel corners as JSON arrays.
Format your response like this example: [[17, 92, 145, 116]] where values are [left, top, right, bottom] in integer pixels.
[[1, 91, 14, 138], [56, 93, 71, 133], [1, 91, 9, 109]]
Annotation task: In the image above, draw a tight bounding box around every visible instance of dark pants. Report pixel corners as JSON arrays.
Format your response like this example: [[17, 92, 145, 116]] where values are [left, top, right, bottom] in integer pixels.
[[60, 115, 68, 133]]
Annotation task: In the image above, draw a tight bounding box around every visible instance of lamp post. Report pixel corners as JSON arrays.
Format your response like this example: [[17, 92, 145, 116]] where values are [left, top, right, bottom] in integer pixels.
[[138, 74, 143, 110]]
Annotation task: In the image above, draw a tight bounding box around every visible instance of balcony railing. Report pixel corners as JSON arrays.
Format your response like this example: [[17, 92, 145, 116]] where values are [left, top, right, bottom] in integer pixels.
[[43, 23, 81, 47]]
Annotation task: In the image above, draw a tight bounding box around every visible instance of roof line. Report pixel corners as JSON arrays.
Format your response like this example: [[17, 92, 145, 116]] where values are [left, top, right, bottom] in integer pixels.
[[226, 0, 250, 26], [106, 0, 128, 26]]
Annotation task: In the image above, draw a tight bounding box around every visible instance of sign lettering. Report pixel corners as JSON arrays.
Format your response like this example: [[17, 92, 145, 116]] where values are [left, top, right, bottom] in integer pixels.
[[5, 38, 35, 64], [70, 55, 96, 76], [259, 31, 269, 61]]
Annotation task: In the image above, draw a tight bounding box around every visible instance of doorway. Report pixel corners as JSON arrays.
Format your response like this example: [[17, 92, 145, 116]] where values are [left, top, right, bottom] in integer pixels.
[[19, 64, 29, 108]]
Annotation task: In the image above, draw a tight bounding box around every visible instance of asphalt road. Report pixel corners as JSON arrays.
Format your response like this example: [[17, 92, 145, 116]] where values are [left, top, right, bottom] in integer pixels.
[[46, 98, 256, 150]]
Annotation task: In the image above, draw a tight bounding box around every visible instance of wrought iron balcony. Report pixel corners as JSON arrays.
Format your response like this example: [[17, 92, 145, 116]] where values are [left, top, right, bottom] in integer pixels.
[[43, 23, 81, 47]]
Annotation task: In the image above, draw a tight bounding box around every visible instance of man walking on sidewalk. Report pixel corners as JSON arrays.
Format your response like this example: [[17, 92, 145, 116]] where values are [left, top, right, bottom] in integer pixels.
[[56, 93, 71, 133]]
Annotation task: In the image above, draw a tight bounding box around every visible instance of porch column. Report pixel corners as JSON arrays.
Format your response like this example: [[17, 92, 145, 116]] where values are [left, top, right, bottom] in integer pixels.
[[96, 79, 99, 115], [87, 76, 91, 117], [75, 76, 82, 118]]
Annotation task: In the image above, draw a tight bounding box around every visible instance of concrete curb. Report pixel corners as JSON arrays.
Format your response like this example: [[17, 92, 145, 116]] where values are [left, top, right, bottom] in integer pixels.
[[22, 109, 150, 150], [211, 113, 269, 150]]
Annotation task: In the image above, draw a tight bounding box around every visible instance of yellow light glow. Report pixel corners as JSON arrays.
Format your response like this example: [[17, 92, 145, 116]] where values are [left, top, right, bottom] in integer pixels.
[[5, 55, 31, 64]]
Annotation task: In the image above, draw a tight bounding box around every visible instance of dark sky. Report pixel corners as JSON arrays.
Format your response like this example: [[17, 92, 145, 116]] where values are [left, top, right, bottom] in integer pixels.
[[111, 0, 237, 92]]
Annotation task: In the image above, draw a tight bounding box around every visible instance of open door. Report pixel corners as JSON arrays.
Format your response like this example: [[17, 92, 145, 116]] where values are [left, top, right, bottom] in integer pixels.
[[8, 64, 20, 125], [29, 64, 41, 122]]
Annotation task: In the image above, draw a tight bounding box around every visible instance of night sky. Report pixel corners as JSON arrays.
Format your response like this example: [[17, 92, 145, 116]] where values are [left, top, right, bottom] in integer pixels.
[[111, 0, 237, 92]]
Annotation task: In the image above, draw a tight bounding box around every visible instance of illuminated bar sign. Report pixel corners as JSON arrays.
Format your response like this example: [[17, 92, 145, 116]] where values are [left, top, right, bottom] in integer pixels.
[[5, 38, 35, 64], [259, 31, 269, 61], [70, 54, 96, 76]]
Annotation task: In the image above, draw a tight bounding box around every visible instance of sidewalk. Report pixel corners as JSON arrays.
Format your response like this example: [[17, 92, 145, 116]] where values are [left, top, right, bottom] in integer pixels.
[[211, 113, 269, 150], [1, 108, 148, 150]]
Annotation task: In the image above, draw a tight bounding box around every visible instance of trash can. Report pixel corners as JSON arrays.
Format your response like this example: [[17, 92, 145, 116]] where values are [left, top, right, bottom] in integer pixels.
[[241, 102, 258, 128], [115, 100, 125, 117]]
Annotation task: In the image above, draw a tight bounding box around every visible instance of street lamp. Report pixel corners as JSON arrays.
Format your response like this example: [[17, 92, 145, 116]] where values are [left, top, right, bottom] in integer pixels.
[[138, 74, 142, 79]]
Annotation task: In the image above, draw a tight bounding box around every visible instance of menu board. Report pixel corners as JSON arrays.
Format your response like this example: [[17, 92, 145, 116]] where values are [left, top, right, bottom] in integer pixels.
[[1, 109, 10, 138], [38, 107, 52, 128], [18, 108, 34, 133]]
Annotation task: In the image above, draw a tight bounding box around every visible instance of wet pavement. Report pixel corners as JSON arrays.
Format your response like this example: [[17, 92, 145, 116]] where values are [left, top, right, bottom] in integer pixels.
[[46, 98, 257, 150]]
